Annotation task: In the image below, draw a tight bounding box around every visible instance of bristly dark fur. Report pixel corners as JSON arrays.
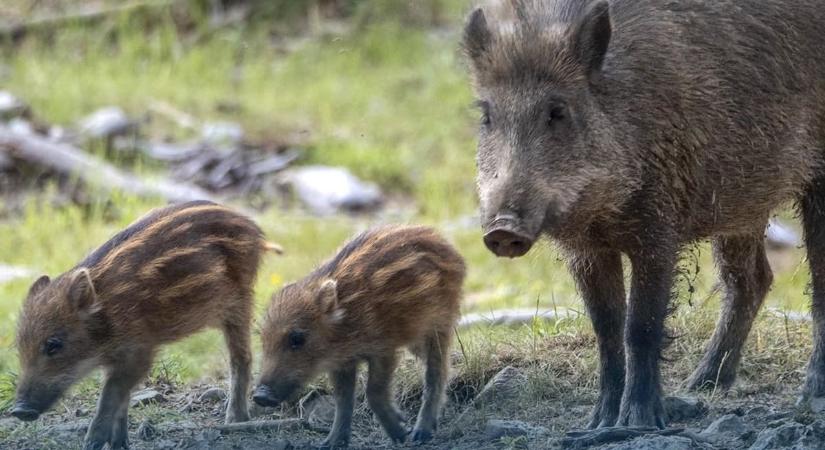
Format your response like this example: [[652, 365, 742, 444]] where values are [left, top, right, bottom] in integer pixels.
[[465, 0, 825, 430]]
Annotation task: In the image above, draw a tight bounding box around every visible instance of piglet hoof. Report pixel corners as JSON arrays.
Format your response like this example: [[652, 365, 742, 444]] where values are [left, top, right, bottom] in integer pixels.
[[225, 409, 250, 424], [411, 427, 433, 444], [317, 436, 349, 449]]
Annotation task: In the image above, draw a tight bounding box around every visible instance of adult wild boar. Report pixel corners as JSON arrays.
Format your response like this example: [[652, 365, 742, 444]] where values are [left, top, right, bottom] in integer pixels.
[[464, 0, 825, 428]]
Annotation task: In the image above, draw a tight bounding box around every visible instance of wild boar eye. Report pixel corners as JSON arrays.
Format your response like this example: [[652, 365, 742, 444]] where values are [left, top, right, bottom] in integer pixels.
[[43, 337, 63, 356], [287, 330, 306, 350], [476, 101, 491, 127], [547, 105, 566, 126]]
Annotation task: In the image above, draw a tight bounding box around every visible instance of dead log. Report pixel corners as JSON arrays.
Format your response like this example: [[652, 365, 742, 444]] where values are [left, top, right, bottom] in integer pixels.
[[0, 1, 177, 41], [0, 124, 215, 204]]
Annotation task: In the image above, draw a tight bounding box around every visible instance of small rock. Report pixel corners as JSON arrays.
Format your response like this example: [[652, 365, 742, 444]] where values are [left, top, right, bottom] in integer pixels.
[[130, 388, 166, 407], [664, 396, 707, 422], [749, 422, 805, 450], [604, 435, 710, 450], [280, 166, 383, 216], [0, 91, 28, 120], [79, 106, 134, 138], [137, 419, 157, 441], [766, 219, 801, 249], [299, 391, 336, 429], [799, 419, 825, 448], [201, 121, 244, 144], [699, 414, 754, 446], [7, 117, 34, 135], [198, 387, 227, 403], [746, 406, 771, 417], [193, 428, 221, 443], [0, 265, 33, 284], [155, 438, 177, 450], [473, 366, 527, 408], [484, 419, 547, 440]]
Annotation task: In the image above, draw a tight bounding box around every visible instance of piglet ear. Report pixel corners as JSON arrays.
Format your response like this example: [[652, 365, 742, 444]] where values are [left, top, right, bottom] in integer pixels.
[[26, 275, 51, 299], [317, 279, 345, 323], [316, 279, 338, 311], [68, 268, 98, 314]]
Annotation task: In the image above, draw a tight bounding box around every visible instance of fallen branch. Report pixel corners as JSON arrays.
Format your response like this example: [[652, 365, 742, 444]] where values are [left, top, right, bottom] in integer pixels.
[[215, 418, 307, 435], [562, 427, 686, 449], [0, 1, 177, 41], [0, 124, 215, 203]]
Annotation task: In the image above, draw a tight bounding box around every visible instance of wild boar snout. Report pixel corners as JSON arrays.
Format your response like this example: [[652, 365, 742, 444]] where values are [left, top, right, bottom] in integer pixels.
[[482, 213, 535, 258]]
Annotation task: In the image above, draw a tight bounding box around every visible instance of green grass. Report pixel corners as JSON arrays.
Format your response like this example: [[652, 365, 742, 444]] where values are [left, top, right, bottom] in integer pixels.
[[0, 0, 817, 414]]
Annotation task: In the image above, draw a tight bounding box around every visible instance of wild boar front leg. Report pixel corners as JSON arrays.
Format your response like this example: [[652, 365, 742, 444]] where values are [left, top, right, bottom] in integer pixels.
[[411, 328, 451, 443], [320, 361, 358, 449], [568, 249, 626, 429], [84, 355, 151, 450], [800, 178, 825, 405], [686, 233, 772, 391], [222, 312, 252, 423], [616, 244, 677, 429], [366, 353, 408, 443]]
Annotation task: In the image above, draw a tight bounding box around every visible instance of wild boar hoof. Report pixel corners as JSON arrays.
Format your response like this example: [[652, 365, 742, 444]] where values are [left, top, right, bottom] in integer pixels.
[[685, 365, 735, 392], [111, 431, 130, 449], [411, 428, 433, 443], [616, 403, 666, 429]]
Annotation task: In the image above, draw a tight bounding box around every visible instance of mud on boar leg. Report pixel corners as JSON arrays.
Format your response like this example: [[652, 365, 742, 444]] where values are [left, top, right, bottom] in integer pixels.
[[222, 311, 252, 423], [617, 245, 676, 428], [801, 179, 825, 404], [321, 362, 358, 449], [412, 328, 451, 442], [366, 354, 408, 443], [687, 233, 772, 391], [84, 357, 151, 450], [569, 250, 626, 429]]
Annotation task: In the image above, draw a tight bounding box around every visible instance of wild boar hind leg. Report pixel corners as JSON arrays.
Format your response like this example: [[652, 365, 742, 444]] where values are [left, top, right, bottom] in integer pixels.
[[84, 354, 152, 450], [568, 249, 626, 429], [800, 177, 825, 406], [686, 232, 772, 391]]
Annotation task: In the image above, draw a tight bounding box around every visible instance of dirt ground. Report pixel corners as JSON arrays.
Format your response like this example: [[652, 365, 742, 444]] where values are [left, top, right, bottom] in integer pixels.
[[1, 351, 822, 450]]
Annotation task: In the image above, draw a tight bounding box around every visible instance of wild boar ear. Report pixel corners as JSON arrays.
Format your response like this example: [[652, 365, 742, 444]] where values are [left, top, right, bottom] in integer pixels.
[[26, 275, 51, 299], [570, 0, 612, 77], [68, 268, 98, 314], [463, 8, 492, 63]]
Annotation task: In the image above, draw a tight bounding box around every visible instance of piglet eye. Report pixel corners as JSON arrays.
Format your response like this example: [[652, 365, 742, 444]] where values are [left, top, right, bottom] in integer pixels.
[[287, 330, 306, 350], [44, 337, 63, 356]]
